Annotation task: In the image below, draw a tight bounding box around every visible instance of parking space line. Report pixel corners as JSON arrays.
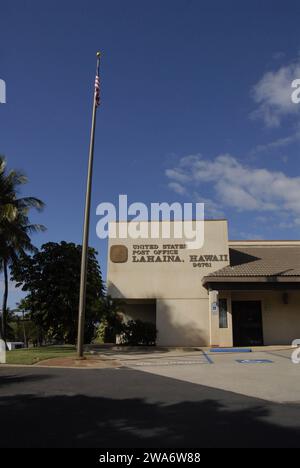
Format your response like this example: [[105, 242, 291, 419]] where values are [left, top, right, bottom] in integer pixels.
[[123, 353, 211, 367], [202, 351, 214, 364]]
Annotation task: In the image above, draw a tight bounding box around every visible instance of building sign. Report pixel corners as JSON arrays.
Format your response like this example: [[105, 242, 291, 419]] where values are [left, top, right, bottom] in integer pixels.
[[189, 254, 228, 268], [132, 244, 186, 263], [129, 244, 228, 267]]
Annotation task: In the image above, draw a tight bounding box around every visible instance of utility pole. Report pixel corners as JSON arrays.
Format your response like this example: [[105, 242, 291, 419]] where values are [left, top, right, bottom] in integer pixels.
[[77, 52, 101, 358]]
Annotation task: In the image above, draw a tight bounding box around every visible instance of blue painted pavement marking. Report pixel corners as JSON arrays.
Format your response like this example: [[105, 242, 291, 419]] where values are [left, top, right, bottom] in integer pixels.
[[210, 348, 252, 353], [236, 359, 273, 364], [202, 351, 214, 364]]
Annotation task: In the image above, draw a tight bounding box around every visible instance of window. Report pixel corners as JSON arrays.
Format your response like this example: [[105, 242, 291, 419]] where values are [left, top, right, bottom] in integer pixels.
[[219, 298, 228, 329]]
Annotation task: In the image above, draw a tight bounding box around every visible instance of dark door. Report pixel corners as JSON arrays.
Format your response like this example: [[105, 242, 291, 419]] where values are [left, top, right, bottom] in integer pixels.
[[232, 301, 264, 346]]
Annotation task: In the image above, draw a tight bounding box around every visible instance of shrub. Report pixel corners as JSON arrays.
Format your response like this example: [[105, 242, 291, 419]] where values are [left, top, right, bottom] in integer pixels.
[[120, 320, 157, 346], [95, 296, 125, 344]]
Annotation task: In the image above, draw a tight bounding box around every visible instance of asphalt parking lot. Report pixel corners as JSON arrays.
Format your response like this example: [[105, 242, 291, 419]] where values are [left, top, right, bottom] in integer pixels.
[[1, 348, 300, 448], [1, 364, 300, 448]]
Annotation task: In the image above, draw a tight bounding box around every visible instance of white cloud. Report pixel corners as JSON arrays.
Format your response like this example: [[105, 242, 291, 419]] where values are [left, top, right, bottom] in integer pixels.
[[167, 181, 186, 195], [251, 61, 300, 127], [216, 181, 260, 210], [255, 215, 269, 224], [250, 130, 300, 155], [192, 193, 224, 218], [165, 167, 190, 184], [237, 232, 263, 240], [166, 154, 300, 223]]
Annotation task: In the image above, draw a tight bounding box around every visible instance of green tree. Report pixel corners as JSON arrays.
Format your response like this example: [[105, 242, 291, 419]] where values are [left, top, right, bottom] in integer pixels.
[[11, 241, 105, 344], [96, 296, 124, 343], [0, 156, 45, 342], [2, 308, 16, 341], [8, 301, 43, 347]]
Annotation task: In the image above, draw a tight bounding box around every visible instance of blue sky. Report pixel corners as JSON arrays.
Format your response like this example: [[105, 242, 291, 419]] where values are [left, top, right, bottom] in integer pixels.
[[1, 0, 300, 306]]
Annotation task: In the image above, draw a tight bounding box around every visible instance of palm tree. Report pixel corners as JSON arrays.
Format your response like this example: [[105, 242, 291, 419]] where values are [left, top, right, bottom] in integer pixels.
[[0, 156, 45, 342]]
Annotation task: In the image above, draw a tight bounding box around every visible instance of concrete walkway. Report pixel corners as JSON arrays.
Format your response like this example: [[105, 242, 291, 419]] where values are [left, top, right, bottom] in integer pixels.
[[85, 346, 300, 403]]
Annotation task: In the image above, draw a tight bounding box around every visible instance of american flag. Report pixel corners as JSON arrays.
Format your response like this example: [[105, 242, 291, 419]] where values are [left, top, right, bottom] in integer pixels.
[[95, 75, 100, 106]]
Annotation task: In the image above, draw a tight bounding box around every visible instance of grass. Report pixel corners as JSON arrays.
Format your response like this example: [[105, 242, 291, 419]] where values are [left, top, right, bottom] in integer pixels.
[[5, 345, 76, 365]]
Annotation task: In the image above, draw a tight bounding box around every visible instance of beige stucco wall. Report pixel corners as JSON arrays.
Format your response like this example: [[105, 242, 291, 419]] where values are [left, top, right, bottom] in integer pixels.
[[107, 220, 229, 300], [156, 299, 210, 346], [211, 292, 233, 348], [220, 295, 233, 347], [107, 220, 300, 347], [231, 291, 300, 346], [122, 301, 156, 325], [107, 220, 229, 346], [154, 290, 300, 347]]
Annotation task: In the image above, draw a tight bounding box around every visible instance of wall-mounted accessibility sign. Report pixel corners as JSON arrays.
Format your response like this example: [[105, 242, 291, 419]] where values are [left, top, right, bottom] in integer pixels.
[[236, 359, 273, 364], [211, 302, 219, 315]]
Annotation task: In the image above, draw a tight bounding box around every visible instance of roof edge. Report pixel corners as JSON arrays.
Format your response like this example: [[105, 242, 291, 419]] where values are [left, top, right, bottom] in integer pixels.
[[202, 275, 300, 286], [229, 240, 300, 246]]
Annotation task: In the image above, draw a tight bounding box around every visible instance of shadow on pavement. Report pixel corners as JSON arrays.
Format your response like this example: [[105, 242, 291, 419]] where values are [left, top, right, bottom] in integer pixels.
[[0, 373, 53, 387], [0, 389, 300, 447]]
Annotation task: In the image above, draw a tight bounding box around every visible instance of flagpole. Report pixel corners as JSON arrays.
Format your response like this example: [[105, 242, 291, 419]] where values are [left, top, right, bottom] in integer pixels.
[[77, 51, 101, 359]]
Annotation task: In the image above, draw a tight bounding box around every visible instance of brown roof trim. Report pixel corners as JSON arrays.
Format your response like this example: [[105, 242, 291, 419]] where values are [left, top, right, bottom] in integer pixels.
[[202, 275, 300, 286], [228, 240, 300, 246], [229, 239, 300, 242], [202, 281, 300, 291]]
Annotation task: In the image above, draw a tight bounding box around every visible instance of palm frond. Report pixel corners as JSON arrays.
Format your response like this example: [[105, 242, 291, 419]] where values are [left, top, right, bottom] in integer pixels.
[[25, 224, 47, 234], [0, 157, 6, 174], [16, 197, 45, 212], [0, 204, 18, 222], [6, 170, 28, 187]]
